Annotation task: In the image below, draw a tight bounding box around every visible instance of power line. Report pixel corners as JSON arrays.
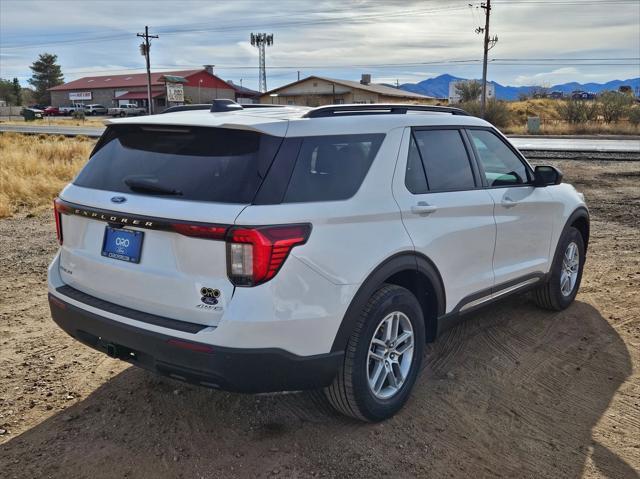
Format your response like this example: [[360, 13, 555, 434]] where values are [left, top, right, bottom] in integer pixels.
[[56, 58, 639, 77]]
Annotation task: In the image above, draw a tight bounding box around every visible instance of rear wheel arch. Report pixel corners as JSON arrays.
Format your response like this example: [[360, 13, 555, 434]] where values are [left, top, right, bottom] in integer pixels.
[[331, 252, 445, 352]]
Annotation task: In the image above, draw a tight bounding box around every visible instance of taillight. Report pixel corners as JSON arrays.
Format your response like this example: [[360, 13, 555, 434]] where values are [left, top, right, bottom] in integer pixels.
[[171, 223, 228, 240], [53, 198, 71, 245], [226, 224, 311, 286]]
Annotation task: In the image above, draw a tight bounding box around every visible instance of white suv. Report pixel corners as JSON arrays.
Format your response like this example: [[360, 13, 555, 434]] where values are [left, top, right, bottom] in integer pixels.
[[48, 103, 589, 421]]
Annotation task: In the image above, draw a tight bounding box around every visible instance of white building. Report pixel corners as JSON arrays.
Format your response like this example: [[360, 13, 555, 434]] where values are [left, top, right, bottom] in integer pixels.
[[448, 80, 495, 104]]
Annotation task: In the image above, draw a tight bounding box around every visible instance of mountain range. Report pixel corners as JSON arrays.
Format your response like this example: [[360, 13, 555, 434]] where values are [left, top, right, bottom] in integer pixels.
[[398, 74, 640, 100]]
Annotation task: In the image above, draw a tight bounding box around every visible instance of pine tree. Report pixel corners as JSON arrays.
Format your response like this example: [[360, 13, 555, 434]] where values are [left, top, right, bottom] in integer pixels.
[[28, 53, 64, 105], [12, 78, 22, 106]]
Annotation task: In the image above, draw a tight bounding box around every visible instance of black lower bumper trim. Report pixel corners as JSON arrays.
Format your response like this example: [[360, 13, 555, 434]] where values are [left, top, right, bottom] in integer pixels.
[[49, 293, 343, 393]]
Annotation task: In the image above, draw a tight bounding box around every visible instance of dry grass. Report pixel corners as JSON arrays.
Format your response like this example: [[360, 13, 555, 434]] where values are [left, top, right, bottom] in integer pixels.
[[506, 99, 563, 124], [0, 133, 96, 218], [0, 117, 107, 127], [503, 122, 640, 135]]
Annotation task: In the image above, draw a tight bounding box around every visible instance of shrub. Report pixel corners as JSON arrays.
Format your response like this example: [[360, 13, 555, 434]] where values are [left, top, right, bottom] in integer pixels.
[[458, 99, 512, 128], [557, 99, 598, 124], [628, 106, 640, 127], [71, 109, 85, 120], [599, 91, 634, 123]]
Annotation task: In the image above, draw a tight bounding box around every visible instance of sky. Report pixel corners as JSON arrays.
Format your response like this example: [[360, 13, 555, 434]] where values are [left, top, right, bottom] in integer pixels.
[[1, 0, 639, 91]]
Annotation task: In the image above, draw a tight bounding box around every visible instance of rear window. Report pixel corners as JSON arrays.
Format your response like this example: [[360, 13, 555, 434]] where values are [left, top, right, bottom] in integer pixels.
[[74, 125, 283, 203], [282, 134, 384, 203]]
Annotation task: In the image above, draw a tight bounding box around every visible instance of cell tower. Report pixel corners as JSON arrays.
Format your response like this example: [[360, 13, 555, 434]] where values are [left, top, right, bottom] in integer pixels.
[[250, 33, 274, 93]]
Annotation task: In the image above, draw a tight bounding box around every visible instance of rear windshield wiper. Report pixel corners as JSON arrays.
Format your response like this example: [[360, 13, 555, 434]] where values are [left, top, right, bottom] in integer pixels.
[[124, 177, 183, 196]]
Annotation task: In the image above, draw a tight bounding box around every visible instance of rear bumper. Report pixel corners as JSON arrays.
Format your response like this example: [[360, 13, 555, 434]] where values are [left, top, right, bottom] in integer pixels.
[[48, 293, 343, 393]]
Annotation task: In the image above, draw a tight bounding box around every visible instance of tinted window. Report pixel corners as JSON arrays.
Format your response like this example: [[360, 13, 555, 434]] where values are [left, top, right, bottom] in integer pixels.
[[413, 129, 475, 191], [468, 129, 530, 187], [283, 134, 384, 202], [405, 134, 428, 194], [74, 125, 282, 203]]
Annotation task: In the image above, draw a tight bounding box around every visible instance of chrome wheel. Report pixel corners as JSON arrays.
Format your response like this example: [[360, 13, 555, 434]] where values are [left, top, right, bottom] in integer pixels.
[[560, 241, 579, 297], [367, 311, 415, 399]]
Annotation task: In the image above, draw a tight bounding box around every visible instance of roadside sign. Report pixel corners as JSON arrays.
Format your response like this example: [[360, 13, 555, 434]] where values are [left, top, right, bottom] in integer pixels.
[[69, 92, 92, 101], [166, 83, 184, 103]]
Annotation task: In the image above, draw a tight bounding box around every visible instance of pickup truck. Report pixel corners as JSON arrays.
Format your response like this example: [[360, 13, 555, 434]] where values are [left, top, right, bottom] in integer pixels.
[[108, 104, 147, 117], [59, 104, 85, 115]]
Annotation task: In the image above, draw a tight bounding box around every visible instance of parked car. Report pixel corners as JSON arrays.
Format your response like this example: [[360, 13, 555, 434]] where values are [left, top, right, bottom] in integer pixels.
[[48, 102, 589, 421], [84, 104, 108, 115], [28, 104, 47, 110], [107, 103, 147, 117], [43, 106, 61, 116], [59, 103, 85, 115], [21, 107, 44, 120]]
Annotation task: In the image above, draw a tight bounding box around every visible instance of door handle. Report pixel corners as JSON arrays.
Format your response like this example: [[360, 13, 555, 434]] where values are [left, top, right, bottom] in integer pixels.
[[501, 196, 517, 208], [411, 201, 437, 215]]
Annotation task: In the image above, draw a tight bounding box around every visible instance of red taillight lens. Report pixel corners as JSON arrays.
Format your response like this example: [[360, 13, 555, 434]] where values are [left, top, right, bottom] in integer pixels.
[[226, 224, 311, 286], [53, 198, 71, 245], [171, 223, 228, 240]]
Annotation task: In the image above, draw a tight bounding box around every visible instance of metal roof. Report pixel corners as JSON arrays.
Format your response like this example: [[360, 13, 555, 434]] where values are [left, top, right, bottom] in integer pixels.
[[263, 75, 434, 100], [49, 69, 231, 91]]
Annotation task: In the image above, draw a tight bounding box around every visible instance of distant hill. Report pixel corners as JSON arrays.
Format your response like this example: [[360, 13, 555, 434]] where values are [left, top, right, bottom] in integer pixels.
[[399, 74, 640, 100]]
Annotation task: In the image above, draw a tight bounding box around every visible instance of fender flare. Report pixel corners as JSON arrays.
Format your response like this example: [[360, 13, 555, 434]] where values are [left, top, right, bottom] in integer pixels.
[[558, 206, 590, 254], [330, 252, 446, 352]]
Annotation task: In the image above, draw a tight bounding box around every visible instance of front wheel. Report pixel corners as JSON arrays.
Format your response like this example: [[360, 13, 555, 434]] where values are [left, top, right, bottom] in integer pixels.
[[533, 226, 585, 310], [322, 284, 425, 421]]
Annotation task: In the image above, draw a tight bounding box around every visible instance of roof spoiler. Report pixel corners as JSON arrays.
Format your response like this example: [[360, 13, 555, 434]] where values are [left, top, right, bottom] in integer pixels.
[[303, 104, 469, 118]]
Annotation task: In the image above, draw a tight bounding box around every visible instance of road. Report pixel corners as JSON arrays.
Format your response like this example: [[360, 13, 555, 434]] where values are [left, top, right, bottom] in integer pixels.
[[1, 123, 639, 153]]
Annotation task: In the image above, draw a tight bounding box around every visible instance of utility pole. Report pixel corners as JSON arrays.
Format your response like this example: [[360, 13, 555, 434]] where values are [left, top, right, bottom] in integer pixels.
[[137, 26, 158, 114], [297, 70, 300, 81], [250, 33, 274, 93], [476, 0, 497, 118]]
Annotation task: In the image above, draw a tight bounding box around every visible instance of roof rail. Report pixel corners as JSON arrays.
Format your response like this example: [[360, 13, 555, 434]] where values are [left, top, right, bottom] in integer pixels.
[[302, 104, 469, 118]]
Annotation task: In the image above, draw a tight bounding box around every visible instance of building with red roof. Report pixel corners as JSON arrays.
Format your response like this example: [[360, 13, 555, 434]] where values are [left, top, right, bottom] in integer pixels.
[[48, 66, 248, 111]]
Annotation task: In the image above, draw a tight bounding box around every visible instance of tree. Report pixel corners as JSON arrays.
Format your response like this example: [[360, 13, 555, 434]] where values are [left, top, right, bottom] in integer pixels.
[[28, 53, 64, 105], [12, 78, 22, 105], [455, 80, 483, 103], [0, 78, 16, 105]]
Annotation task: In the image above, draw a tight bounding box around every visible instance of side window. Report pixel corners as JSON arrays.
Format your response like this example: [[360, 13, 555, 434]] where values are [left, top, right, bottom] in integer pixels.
[[283, 134, 384, 203], [412, 129, 476, 191], [405, 134, 428, 194], [468, 129, 530, 187]]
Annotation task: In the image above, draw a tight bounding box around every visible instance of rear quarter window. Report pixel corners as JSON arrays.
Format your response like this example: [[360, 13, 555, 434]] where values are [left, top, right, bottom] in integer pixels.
[[282, 134, 384, 203]]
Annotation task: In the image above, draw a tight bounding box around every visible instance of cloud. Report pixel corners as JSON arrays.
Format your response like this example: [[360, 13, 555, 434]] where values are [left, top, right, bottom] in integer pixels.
[[1, 0, 638, 89], [513, 67, 580, 86]]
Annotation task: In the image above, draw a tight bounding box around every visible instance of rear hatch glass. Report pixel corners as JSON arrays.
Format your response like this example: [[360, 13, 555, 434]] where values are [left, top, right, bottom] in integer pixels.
[[74, 124, 283, 203]]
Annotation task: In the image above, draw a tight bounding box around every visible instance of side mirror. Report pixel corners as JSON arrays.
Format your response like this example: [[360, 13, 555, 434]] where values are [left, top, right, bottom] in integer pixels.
[[534, 165, 563, 187]]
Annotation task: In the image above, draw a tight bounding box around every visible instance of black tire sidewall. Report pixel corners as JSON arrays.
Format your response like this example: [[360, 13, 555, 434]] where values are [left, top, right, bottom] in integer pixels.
[[549, 227, 585, 309], [352, 287, 425, 421]]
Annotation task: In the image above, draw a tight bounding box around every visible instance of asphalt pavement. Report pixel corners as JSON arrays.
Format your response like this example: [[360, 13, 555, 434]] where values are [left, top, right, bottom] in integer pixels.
[[1, 123, 639, 153]]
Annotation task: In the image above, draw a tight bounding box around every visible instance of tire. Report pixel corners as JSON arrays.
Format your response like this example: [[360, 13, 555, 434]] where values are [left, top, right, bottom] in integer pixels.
[[533, 226, 585, 311], [322, 284, 425, 422], [119, 112, 126, 117]]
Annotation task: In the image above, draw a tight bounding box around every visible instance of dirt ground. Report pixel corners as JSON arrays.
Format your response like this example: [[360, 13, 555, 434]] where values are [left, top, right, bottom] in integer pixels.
[[0, 159, 638, 479]]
